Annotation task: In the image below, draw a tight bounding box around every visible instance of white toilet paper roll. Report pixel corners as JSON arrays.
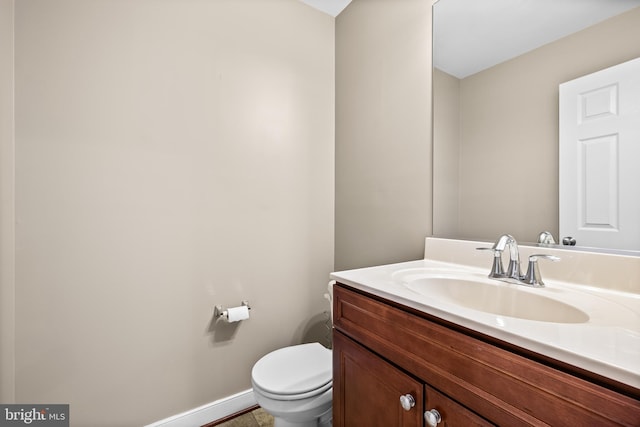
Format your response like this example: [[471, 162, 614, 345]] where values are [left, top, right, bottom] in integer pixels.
[[225, 305, 250, 322]]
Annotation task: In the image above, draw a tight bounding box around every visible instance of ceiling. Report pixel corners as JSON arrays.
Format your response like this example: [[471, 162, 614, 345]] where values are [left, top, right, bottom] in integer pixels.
[[434, 0, 640, 78], [298, 0, 352, 17], [300, 0, 640, 79]]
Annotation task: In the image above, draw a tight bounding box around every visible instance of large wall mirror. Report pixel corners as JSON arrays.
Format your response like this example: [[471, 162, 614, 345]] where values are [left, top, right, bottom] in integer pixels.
[[432, 0, 640, 251]]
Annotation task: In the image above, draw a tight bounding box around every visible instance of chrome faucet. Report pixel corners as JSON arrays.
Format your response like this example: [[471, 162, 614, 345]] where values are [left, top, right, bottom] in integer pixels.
[[537, 231, 556, 245], [478, 234, 560, 287], [492, 234, 522, 280], [522, 254, 560, 287]]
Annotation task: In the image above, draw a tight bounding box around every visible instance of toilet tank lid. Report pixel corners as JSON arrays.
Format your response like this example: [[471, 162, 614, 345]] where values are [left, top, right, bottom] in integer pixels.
[[252, 343, 332, 395]]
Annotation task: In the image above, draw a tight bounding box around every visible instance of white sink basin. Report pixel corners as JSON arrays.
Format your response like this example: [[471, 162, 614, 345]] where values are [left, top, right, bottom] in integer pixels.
[[403, 275, 590, 324], [331, 246, 640, 388]]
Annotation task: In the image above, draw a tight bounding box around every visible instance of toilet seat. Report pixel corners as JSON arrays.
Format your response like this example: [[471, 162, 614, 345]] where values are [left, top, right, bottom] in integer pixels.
[[252, 343, 332, 400]]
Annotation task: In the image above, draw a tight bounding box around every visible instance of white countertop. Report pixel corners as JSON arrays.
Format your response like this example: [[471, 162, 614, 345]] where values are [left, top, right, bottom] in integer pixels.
[[330, 239, 640, 389]]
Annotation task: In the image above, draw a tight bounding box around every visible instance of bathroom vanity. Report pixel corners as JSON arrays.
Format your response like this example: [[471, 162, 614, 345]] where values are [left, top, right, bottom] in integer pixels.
[[330, 238, 640, 426]]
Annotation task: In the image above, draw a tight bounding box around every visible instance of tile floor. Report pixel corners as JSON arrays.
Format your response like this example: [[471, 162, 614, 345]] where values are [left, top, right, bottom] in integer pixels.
[[215, 407, 274, 427]]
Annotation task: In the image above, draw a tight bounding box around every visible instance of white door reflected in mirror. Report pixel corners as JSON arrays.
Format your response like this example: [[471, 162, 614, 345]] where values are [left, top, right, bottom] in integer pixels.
[[559, 57, 640, 251]]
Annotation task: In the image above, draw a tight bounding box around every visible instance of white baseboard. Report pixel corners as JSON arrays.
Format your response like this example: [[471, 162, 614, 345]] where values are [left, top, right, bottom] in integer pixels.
[[145, 389, 257, 427]]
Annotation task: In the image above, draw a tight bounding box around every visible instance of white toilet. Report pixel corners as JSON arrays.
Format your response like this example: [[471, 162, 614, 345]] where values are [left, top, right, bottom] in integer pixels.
[[251, 342, 332, 427]]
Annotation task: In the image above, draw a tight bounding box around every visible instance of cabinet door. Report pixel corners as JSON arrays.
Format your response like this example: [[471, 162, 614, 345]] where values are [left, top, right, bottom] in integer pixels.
[[425, 385, 495, 427], [333, 331, 423, 427]]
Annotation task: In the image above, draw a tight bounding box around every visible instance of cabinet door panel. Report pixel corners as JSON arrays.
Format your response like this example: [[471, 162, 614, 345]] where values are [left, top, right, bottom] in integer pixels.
[[333, 331, 423, 427], [425, 385, 495, 427]]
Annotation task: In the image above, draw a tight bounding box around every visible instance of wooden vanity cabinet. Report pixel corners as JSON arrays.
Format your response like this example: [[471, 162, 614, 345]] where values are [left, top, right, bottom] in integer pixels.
[[332, 283, 640, 427], [334, 331, 493, 427], [333, 331, 424, 426]]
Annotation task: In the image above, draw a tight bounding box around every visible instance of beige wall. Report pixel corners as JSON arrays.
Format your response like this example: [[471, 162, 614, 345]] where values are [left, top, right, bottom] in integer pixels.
[[0, 0, 16, 404], [432, 68, 459, 238], [10, 0, 334, 425], [434, 7, 640, 243], [335, 0, 433, 270]]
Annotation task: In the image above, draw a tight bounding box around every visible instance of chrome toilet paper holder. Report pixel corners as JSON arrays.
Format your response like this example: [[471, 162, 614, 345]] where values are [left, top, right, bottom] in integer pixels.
[[214, 300, 251, 319]]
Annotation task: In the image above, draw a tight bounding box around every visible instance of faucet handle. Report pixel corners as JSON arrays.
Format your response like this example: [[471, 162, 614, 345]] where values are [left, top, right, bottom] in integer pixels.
[[476, 247, 505, 278], [523, 254, 560, 287]]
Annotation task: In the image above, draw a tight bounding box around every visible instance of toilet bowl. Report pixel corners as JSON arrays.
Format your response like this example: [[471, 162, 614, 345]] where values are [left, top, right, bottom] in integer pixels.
[[251, 342, 332, 427]]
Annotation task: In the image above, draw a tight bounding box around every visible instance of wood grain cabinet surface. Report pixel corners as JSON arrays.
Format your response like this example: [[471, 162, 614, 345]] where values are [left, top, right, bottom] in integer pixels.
[[332, 283, 640, 427]]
